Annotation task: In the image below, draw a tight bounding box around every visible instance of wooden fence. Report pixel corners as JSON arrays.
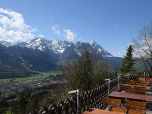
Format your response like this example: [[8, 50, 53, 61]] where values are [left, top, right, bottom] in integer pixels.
[[30, 74, 151, 114], [30, 76, 123, 114], [123, 75, 149, 81]]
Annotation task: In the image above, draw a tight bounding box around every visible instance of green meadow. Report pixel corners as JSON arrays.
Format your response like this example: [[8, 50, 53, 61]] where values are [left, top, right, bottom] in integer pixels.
[[0, 71, 61, 83]]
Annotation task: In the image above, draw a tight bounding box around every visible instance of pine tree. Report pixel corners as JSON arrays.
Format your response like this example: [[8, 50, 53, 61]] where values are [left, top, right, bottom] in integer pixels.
[[17, 92, 28, 113], [31, 95, 39, 110], [6, 108, 15, 114], [93, 59, 109, 86], [61, 47, 98, 91], [120, 44, 135, 74]]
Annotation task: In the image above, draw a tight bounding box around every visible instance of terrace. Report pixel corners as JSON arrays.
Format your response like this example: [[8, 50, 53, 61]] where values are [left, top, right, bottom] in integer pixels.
[[30, 75, 152, 114]]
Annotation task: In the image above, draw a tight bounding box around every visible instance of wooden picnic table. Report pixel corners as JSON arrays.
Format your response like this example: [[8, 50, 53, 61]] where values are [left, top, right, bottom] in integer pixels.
[[108, 91, 152, 102], [138, 77, 152, 83], [121, 84, 151, 90], [82, 108, 122, 114], [146, 78, 152, 82]]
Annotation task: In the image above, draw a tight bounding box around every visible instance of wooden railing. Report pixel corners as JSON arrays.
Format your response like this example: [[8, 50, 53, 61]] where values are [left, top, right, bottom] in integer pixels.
[[30, 74, 151, 114], [30, 76, 123, 114]]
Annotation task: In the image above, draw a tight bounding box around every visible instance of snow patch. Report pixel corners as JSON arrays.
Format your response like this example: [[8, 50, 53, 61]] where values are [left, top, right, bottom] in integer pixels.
[[57, 49, 64, 53], [106, 55, 114, 57], [98, 48, 102, 52], [77, 52, 81, 56], [37, 46, 43, 51]]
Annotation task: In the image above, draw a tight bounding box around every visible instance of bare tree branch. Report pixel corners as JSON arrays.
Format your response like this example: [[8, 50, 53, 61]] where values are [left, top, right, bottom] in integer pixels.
[[133, 22, 152, 72]]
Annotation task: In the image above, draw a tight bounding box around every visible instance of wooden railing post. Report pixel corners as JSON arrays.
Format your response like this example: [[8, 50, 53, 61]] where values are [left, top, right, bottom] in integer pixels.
[[105, 79, 110, 95]]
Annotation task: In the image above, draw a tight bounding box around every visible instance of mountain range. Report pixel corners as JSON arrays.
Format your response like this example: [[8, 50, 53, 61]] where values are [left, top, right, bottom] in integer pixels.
[[0, 37, 114, 57], [0, 37, 123, 78]]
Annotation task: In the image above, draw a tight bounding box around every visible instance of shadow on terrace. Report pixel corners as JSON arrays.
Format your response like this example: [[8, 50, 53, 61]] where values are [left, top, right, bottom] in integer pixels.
[[30, 75, 152, 114]]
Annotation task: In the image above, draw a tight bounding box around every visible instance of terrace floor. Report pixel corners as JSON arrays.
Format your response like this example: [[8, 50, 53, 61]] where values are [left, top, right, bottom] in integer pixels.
[[147, 109, 152, 114], [145, 101, 152, 114]]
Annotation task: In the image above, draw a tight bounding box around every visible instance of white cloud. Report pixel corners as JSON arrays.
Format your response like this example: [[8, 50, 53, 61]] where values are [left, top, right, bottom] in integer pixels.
[[0, 26, 6, 40], [0, 8, 36, 42], [38, 34, 45, 38], [64, 29, 77, 41], [51, 25, 60, 37], [6, 39, 14, 42]]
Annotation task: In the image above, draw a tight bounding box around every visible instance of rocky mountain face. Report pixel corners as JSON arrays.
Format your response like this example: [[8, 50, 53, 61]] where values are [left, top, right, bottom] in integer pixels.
[[0, 37, 123, 72], [0, 44, 57, 72], [0, 37, 114, 59]]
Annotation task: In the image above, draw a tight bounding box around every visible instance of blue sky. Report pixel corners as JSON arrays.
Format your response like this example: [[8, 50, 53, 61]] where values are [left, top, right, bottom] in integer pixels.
[[0, 0, 152, 57]]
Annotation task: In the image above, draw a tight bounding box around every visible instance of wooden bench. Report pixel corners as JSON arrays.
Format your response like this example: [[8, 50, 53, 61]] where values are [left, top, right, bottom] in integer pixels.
[[136, 81, 149, 86], [121, 84, 151, 91], [123, 79, 130, 84], [138, 77, 145, 82], [146, 78, 152, 82], [103, 97, 126, 113], [134, 86, 147, 94], [135, 80, 142, 83], [120, 85, 134, 93], [126, 80, 136, 85], [126, 100, 146, 114]]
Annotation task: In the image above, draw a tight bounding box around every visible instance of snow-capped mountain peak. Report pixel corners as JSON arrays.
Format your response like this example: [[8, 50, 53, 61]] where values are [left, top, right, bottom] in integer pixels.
[[0, 38, 114, 57]]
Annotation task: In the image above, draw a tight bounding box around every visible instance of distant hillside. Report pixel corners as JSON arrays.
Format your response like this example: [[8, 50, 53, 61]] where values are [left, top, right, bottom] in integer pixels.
[[0, 38, 124, 78], [0, 44, 58, 78], [106, 57, 124, 69]]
